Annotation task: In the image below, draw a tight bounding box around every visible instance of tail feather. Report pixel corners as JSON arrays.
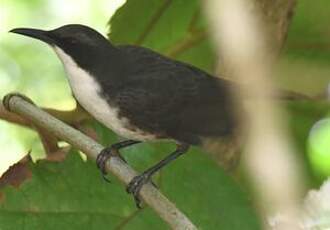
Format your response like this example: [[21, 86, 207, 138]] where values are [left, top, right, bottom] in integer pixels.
[[202, 135, 241, 171], [199, 88, 321, 171]]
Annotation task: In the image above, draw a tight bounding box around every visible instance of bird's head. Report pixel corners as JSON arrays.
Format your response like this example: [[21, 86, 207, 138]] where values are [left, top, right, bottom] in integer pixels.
[[10, 24, 118, 72]]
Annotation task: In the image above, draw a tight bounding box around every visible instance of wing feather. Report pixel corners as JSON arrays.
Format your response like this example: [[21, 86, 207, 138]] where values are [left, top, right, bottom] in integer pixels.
[[113, 45, 236, 144]]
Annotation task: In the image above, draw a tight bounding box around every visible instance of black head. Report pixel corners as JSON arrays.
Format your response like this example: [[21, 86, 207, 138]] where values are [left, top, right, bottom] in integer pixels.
[[10, 24, 111, 48], [10, 24, 120, 73]]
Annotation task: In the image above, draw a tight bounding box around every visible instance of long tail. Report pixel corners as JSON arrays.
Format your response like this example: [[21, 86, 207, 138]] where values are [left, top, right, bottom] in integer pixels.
[[200, 88, 326, 171]]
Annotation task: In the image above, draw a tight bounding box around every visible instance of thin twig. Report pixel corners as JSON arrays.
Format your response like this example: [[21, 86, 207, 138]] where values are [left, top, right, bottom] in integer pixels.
[[165, 29, 207, 58], [3, 94, 197, 230], [0, 102, 90, 128], [0, 102, 30, 127], [0, 100, 91, 155]]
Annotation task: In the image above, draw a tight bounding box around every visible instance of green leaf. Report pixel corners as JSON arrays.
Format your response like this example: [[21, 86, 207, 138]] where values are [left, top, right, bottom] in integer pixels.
[[286, 0, 330, 63], [92, 121, 261, 229], [110, 1, 261, 228], [0, 152, 166, 230], [109, 0, 215, 72], [279, 0, 330, 185], [159, 145, 260, 229], [1, 0, 264, 229], [0, 145, 260, 229]]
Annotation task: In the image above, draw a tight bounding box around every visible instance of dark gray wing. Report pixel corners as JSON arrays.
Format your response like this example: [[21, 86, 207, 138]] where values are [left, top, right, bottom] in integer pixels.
[[115, 45, 236, 144]]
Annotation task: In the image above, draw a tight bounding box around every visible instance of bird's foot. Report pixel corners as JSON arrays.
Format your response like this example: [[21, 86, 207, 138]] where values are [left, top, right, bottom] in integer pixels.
[[96, 147, 126, 182], [126, 172, 155, 208], [3, 93, 35, 111]]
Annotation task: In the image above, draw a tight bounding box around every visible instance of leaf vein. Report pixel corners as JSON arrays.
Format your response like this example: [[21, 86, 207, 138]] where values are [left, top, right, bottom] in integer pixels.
[[135, 0, 172, 45]]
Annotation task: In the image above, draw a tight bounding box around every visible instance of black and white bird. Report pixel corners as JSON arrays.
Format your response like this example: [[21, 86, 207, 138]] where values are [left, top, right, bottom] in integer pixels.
[[10, 24, 237, 207]]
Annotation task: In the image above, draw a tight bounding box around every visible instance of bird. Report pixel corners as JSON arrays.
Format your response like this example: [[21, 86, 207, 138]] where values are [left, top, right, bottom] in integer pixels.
[[10, 24, 238, 207]]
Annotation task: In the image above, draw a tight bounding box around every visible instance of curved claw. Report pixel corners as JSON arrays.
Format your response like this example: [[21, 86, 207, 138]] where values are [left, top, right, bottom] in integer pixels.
[[96, 147, 127, 182], [96, 149, 111, 175], [100, 172, 112, 183], [126, 173, 153, 208]]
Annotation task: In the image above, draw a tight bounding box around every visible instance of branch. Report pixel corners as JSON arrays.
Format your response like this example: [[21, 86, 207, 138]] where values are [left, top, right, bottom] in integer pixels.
[[0, 98, 93, 155], [0, 102, 30, 127], [0, 100, 90, 128], [204, 0, 303, 229], [2, 94, 197, 230]]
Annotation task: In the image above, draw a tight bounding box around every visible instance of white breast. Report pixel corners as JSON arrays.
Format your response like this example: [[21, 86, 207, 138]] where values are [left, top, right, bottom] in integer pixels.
[[53, 47, 155, 141]]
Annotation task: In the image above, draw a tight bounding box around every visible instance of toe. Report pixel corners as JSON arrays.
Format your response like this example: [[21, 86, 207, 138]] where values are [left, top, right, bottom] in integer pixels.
[[126, 175, 142, 194], [96, 151, 108, 173], [96, 148, 115, 176], [126, 173, 152, 208]]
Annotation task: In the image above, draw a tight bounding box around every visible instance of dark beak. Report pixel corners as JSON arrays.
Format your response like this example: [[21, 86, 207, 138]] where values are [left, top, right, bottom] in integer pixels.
[[9, 28, 54, 44]]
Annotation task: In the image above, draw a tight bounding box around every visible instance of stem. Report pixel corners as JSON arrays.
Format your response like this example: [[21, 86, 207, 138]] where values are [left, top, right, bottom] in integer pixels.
[[3, 94, 197, 230]]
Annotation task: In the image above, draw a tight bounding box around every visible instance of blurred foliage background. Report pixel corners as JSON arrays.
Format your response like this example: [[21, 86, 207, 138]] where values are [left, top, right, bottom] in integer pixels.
[[0, 0, 329, 229], [0, 0, 125, 173]]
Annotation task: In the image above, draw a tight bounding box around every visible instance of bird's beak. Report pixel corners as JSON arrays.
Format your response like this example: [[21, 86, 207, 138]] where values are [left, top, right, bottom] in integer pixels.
[[9, 28, 54, 45]]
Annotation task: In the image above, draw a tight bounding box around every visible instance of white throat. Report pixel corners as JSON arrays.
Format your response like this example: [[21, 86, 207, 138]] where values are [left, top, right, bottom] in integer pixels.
[[53, 46, 93, 93]]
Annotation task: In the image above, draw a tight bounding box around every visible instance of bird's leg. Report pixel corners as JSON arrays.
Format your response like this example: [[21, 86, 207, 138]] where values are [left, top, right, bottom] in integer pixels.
[[96, 140, 141, 181], [126, 143, 189, 208]]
